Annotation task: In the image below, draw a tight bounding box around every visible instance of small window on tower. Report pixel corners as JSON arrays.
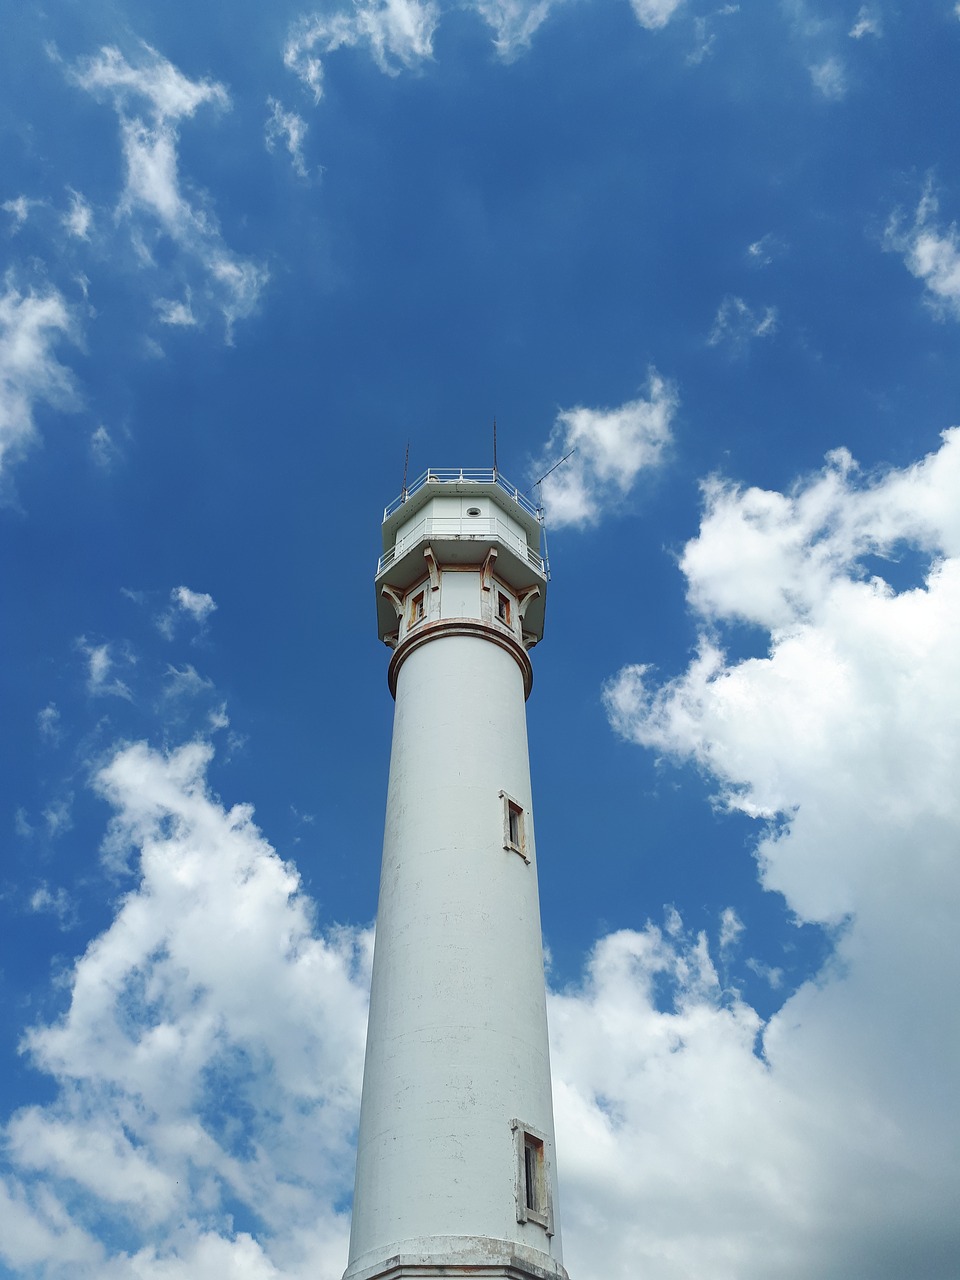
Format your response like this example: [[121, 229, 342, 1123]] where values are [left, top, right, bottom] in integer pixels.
[[512, 1121, 552, 1232], [409, 590, 425, 627], [500, 791, 528, 862], [497, 592, 511, 625]]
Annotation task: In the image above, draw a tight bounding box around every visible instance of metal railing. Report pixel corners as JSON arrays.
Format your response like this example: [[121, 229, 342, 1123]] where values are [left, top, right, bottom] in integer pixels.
[[383, 469, 540, 521], [377, 515, 546, 577]]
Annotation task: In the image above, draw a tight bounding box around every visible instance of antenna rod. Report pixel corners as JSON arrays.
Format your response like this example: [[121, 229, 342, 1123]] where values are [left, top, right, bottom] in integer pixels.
[[402, 440, 410, 500], [525, 446, 577, 496], [492, 417, 498, 479]]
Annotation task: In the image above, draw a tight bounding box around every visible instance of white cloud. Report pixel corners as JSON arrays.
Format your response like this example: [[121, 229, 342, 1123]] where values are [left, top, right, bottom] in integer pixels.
[[155, 296, 197, 327], [2, 195, 45, 231], [885, 184, 960, 320], [67, 43, 268, 340], [29, 884, 77, 928], [265, 98, 310, 178], [686, 4, 739, 64], [745, 232, 780, 267], [718, 905, 743, 953], [90, 423, 118, 467], [163, 663, 214, 700], [77, 637, 134, 700], [37, 702, 62, 745], [62, 188, 93, 240], [471, 0, 559, 60], [0, 282, 80, 485], [43, 795, 74, 839], [810, 53, 847, 98], [549, 429, 960, 1278], [849, 5, 881, 38], [708, 294, 778, 353], [630, 0, 685, 29], [174, 584, 217, 623], [532, 371, 677, 529], [156, 585, 218, 640], [284, 0, 439, 101], [2, 738, 370, 1278]]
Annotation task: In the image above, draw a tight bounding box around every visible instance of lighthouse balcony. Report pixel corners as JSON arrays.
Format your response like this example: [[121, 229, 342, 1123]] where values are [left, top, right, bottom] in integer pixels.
[[376, 514, 546, 579]]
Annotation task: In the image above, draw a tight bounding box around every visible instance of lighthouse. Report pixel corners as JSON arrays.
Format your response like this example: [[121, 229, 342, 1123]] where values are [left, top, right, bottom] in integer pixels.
[[343, 468, 569, 1280]]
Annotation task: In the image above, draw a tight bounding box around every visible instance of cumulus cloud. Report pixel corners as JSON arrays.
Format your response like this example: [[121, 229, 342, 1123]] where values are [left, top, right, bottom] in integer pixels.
[[707, 294, 778, 353], [284, 0, 438, 101], [0, 282, 80, 486], [581, 430, 960, 1276], [265, 98, 310, 177], [532, 371, 677, 529], [885, 183, 960, 320], [66, 42, 268, 339], [2, 738, 370, 1279]]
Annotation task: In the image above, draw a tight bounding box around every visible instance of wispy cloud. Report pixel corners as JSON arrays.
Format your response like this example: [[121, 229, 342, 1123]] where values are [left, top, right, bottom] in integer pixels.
[[686, 3, 739, 65], [156, 584, 218, 639], [285, 0, 439, 101], [885, 183, 960, 320], [745, 232, 782, 267], [849, 5, 881, 39], [2, 195, 45, 232], [62, 188, 93, 240], [532, 371, 677, 529], [76, 637, 133, 700], [810, 54, 846, 99], [630, 0, 685, 30], [65, 42, 268, 340], [708, 294, 778, 353], [154, 295, 197, 327], [265, 97, 310, 177], [37, 702, 62, 745], [0, 281, 80, 487], [471, 0, 560, 60]]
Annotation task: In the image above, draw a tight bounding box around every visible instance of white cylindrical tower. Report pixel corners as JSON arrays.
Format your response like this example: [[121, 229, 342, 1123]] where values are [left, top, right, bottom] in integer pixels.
[[344, 470, 568, 1280]]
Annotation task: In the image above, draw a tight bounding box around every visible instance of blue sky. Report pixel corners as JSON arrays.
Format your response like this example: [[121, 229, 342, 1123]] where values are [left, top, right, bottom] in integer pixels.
[[2, 1, 960, 1276]]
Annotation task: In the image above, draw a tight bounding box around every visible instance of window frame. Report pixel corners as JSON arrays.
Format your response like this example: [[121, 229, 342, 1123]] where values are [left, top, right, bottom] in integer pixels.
[[511, 1120, 553, 1234], [499, 790, 529, 863]]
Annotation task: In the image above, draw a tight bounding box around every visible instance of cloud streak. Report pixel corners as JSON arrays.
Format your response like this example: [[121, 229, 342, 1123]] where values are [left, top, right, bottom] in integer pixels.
[[66, 42, 268, 340], [0, 282, 80, 487]]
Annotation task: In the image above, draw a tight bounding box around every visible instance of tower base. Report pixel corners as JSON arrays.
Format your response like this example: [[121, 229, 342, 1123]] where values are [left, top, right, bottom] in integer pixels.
[[344, 1237, 569, 1280]]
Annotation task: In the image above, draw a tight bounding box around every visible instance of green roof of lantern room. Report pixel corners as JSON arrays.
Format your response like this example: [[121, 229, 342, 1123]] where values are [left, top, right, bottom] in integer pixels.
[[374, 468, 549, 642]]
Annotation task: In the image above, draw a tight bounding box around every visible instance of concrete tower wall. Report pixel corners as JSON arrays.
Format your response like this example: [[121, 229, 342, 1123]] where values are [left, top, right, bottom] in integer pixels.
[[346, 627, 564, 1280]]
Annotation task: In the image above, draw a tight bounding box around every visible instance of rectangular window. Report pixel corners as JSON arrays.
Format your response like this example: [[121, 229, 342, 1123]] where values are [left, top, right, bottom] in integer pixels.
[[512, 1121, 552, 1232], [497, 591, 511, 625], [524, 1137, 540, 1212], [409, 590, 425, 626], [500, 791, 528, 862]]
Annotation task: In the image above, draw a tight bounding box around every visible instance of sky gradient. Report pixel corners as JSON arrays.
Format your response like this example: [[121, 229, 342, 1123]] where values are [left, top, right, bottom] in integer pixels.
[[2, 2, 960, 1277]]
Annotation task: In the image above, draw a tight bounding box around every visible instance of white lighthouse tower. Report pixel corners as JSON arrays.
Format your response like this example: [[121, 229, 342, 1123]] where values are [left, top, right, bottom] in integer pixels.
[[343, 468, 569, 1280]]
